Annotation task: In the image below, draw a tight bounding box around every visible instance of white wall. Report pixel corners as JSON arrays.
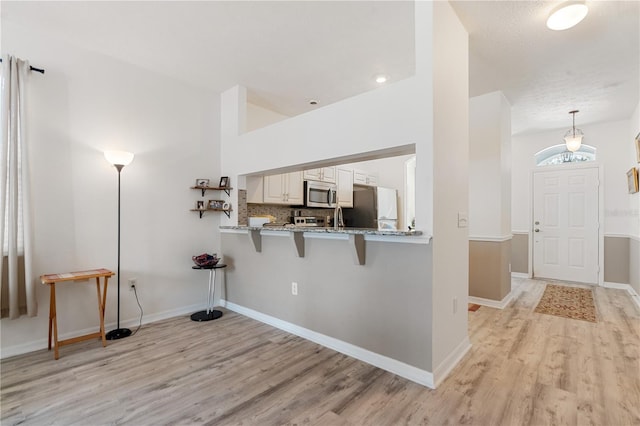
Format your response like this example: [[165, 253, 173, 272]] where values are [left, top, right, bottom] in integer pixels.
[[469, 91, 511, 238], [222, 77, 432, 230], [629, 102, 640, 292], [0, 20, 221, 356], [512, 119, 633, 236], [629, 102, 640, 239], [430, 0, 470, 374], [246, 102, 289, 132], [220, 0, 469, 377]]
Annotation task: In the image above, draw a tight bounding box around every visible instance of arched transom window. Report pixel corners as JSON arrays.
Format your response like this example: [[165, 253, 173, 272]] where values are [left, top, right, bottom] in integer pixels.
[[535, 144, 596, 166]]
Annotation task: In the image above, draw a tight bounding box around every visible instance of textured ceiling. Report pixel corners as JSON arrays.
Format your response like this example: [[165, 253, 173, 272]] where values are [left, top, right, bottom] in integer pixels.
[[451, 0, 639, 134], [2, 1, 638, 136]]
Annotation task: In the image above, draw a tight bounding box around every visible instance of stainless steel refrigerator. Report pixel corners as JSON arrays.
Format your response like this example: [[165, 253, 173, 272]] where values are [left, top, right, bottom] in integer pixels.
[[343, 184, 398, 230]]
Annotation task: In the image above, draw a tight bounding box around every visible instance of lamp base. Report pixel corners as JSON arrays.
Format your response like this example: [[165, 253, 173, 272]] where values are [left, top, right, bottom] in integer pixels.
[[190, 310, 223, 322], [106, 328, 132, 340]]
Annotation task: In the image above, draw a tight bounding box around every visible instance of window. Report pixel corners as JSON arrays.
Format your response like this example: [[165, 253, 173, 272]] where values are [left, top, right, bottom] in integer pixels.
[[535, 144, 596, 166]]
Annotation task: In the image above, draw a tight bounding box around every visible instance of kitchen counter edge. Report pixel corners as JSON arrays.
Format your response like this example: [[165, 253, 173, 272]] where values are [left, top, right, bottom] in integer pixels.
[[220, 225, 428, 238]]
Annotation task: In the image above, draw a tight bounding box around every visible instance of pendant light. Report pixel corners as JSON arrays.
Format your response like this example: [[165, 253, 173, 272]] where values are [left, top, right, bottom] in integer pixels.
[[564, 110, 584, 152]]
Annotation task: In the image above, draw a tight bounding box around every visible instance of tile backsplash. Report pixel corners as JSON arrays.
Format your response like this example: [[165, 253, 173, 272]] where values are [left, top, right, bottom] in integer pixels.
[[237, 189, 248, 224], [236, 190, 333, 225]]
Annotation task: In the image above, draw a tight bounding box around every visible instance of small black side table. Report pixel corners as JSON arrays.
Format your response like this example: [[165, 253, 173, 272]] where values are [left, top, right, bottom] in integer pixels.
[[191, 264, 226, 321]]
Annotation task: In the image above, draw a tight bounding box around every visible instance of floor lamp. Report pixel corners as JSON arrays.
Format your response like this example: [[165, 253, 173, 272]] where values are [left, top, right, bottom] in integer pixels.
[[104, 150, 134, 340]]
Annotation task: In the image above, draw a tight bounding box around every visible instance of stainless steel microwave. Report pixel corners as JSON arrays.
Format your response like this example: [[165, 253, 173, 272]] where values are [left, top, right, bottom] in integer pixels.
[[304, 181, 337, 208]]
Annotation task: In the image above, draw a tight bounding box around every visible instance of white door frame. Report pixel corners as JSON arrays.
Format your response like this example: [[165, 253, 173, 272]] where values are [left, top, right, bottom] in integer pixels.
[[528, 162, 604, 286]]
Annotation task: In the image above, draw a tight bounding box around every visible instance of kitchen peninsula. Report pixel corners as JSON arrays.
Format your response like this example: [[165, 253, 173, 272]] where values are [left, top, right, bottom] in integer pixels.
[[220, 225, 427, 265]]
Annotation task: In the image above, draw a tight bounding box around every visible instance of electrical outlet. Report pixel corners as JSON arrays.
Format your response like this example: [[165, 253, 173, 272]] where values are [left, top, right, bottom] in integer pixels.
[[128, 278, 137, 291], [291, 282, 298, 296]]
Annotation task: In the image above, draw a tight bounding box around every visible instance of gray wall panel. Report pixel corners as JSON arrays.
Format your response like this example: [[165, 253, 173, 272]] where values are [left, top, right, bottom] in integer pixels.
[[630, 238, 639, 294], [604, 236, 630, 284], [469, 239, 511, 301], [221, 233, 433, 371], [511, 233, 529, 274]]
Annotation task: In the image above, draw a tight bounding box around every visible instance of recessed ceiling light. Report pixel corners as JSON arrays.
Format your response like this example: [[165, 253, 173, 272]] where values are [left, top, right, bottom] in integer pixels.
[[375, 75, 388, 84], [546, 1, 588, 31], [309, 99, 318, 105]]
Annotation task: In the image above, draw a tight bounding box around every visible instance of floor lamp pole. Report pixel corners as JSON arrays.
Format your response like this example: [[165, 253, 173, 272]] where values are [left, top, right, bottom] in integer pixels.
[[106, 163, 131, 340]]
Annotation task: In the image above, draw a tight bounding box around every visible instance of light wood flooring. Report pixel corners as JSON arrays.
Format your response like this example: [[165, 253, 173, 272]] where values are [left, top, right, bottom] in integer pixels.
[[1, 278, 639, 425]]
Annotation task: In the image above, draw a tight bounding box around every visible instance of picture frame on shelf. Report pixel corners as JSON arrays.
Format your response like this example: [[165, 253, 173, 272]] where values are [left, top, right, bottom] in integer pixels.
[[196, 200, 205, 210], [219, 176, 229, 188], [635, 133, 640, 163], [209, 199, 224, 209], [627, 167, 639, 194], [196, 178, 209, 188]]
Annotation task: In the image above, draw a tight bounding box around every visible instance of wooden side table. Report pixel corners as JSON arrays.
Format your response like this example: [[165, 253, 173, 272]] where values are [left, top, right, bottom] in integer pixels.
[[191, 264, 226, 321], [40, 268, 115, 360]]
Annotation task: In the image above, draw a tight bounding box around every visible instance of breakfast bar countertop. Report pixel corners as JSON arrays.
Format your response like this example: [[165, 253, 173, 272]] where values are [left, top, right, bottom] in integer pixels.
[[220, 226, 429, 265], [220, 225, 423, 237]]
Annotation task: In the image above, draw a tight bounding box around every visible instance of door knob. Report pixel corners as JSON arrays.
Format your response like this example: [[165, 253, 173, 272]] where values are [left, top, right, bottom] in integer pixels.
[[534, 229, 540, 232], [535, 221, 540, 225]]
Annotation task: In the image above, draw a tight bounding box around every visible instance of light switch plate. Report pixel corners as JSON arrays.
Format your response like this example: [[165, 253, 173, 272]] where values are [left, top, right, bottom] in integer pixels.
[[457, 212, 468, 228]]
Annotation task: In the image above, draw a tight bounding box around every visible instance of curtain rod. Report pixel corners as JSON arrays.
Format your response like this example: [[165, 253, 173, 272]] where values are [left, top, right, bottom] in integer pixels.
[[0, 58, 45, 74]]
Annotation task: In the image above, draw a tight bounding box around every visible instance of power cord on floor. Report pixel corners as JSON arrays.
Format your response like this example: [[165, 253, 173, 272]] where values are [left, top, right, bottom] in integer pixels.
[[130, 285, 144, 336]]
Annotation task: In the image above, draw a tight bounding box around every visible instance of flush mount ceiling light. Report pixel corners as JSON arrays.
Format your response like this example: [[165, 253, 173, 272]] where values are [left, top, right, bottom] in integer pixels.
[[564, 110, 584, 152], [546, 1, 589, 31], [375, 75, 388, 84]]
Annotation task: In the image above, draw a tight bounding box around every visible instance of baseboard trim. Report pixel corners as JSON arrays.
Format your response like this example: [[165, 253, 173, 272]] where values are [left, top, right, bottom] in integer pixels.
[[0, 303, 203, 359], [603, 282, 640, 310], [432, 337, 472, 388], [469, 291, 514, 310], [511, 272, 529, 279], [221, 299, 436, 389], [468, 235, 512, 242]]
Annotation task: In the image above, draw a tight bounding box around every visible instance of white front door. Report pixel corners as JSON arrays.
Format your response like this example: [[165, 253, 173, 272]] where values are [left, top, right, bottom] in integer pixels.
[[532, 167, 599, 284]]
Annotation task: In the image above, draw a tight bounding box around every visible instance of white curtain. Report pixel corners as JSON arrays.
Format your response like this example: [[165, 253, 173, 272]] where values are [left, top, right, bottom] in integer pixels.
[[1, 54, 36, 319]]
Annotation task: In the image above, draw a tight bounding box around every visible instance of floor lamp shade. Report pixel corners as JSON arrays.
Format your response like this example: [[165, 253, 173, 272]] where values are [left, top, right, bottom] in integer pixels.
[[104, 150, 134, 167], [105, 150, 134, 340]]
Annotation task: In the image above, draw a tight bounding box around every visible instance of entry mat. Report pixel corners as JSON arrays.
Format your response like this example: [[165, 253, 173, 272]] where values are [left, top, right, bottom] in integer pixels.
[[534, 284, 597, 323], [468, 303, 481, 312]]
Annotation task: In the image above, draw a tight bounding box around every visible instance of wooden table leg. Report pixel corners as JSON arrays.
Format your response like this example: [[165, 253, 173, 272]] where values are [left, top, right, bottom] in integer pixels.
[[96, 277, 108, 347], [51, 283, 59, 360], [48, 284, 54, 350]]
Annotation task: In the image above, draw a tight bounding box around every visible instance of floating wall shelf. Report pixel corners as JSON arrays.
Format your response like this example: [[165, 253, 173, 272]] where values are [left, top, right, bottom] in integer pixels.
[[190, 208, 232, 219], [191, 182, 232, 219], [191, 186, 232, 197]]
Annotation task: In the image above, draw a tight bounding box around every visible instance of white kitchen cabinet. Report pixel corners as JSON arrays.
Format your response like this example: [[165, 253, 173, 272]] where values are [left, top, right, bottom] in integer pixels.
[[303, 166, 336, 183], [353, 169, 378, 186], [287, 171, 304, 204], [336, 166, 353, 208], [246, 175, 264, 203], [263, 171, 303, 205]]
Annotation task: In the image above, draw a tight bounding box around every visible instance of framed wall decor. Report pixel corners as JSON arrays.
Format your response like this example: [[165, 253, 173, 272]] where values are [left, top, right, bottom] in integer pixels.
[[219, 176, 229, 188], [635, 132, 640, 163], [196, 200, 205, 210], [196, 178, 209, 187], [627, 167, 639, 194], [208, 199, 225, 209]]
